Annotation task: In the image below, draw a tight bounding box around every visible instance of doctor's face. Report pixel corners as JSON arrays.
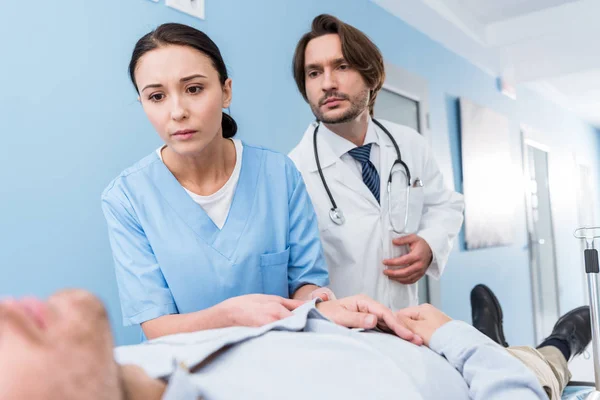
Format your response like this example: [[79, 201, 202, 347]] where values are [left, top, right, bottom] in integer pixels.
[[134, 45, 232, 156], [0, 290, 122, 400], [303, 34, 371, 124]]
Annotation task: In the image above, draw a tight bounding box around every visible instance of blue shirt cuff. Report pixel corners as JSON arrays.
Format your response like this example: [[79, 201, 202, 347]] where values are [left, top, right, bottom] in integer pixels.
[[429, 320, 497, 366], [124, 303, 178, 326]]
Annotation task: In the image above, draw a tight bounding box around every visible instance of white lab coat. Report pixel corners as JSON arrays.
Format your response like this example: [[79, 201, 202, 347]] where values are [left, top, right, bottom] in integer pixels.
[[289, 119, 464, 310]]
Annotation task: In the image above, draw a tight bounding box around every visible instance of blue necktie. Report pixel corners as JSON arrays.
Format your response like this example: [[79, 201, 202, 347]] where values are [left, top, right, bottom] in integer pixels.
[[348, 143, 380, 203]]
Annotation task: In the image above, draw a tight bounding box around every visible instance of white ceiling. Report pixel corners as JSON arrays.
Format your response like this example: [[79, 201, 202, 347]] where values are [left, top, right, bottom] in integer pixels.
[[372, 0, 600, 127], [455, 0, 578, 24]]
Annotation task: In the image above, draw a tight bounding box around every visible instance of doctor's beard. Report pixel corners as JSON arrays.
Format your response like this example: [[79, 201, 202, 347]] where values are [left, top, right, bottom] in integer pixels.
[[310, 87, 370, 124]]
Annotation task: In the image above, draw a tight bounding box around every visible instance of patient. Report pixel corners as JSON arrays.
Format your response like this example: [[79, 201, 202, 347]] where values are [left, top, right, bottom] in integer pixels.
[[0, 289, 170, 400], [0, 289, 591, 400], [0, 290, 126, 400]]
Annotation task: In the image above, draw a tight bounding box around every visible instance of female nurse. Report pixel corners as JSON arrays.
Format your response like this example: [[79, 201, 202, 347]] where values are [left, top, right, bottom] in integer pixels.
[[101, 23, 333, 340]]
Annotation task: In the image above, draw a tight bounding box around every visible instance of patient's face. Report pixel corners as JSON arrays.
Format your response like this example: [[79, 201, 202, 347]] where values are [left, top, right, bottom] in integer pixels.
[[0, 290, 122, 400]]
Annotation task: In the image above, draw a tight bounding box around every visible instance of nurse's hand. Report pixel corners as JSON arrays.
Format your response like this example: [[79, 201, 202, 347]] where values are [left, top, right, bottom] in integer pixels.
[[382, 234, 433, 285], [220, 294, 305, 327], [316, 295, 423, 345], [395, 303, 452, 346]]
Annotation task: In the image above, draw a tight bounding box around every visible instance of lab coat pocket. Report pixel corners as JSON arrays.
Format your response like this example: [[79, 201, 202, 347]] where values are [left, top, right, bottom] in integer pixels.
[[385, 228, 410, 268], [260, 247, 290, 298], [406, 187, 425, 233]]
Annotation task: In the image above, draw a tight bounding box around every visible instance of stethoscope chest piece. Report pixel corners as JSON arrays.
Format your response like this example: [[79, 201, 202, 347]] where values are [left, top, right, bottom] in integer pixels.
[[329, 208, 345, 225]]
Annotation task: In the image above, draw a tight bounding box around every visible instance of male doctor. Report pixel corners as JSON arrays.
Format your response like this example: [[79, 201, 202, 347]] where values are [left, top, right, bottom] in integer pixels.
[[289, 14, 464, 310]]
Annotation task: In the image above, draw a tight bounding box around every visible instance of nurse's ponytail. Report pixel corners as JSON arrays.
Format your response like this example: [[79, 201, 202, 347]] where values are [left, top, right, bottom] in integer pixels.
[[129, 23, 238, 138], [221, 111, 237, 139]]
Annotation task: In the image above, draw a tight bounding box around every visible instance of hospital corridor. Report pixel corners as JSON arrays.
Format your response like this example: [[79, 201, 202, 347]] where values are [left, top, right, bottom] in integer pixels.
[[1, 0, 600, 399]]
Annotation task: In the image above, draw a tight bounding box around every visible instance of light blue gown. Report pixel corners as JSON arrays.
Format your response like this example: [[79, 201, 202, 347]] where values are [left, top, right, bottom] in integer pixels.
[[102, 143, 329, 326]]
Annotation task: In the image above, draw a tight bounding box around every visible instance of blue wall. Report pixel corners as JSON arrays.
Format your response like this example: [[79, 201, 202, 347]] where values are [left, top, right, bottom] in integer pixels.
[[1, 0, 598, 345]]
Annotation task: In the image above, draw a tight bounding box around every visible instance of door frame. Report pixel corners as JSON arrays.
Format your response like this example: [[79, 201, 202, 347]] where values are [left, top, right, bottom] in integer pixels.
[[382, 62, 431, 141], [521, 130, 561, 343]]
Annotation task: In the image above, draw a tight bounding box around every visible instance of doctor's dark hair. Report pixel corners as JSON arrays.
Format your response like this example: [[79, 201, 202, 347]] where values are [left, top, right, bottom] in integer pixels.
[[292, 14, 385, 116], [128, 23, 237, 138]]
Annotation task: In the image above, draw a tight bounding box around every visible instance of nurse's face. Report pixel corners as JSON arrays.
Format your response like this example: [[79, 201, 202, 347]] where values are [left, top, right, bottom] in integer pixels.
[[134, 45, 232, 156], [0, 290, 122, 400], [303, 34, 371, 124]]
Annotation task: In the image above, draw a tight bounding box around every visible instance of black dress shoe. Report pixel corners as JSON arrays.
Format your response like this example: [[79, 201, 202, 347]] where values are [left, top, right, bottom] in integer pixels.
[[540, 306, 591, 360], [470, 284, 509, 347]]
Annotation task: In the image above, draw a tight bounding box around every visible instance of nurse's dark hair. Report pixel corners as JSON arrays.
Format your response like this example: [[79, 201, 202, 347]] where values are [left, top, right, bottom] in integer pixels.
[[292, 14, 385, 116], [129, 23, 237, 138]]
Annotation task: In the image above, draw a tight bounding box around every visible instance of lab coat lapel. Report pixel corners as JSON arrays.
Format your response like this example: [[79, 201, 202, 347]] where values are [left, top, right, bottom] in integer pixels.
[[147, 154, 220, 246], [379, 131, 397, 218], [314, 130, 380, 209], [335, 160, 380, 208]]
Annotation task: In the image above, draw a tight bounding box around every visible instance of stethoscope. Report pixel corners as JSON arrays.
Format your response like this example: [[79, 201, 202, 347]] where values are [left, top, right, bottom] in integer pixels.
[[313, 118, 421, 233]]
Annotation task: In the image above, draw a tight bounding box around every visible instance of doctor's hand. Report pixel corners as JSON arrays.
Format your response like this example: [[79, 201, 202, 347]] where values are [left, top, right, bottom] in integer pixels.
[[316, 295, 423, 345], [395, 304, 452, 346], [383, 234, 433, 285], [220, 294, 305, 327]]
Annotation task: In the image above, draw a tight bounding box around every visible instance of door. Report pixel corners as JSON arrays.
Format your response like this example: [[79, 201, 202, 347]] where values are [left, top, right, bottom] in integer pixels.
[[375, 88, 421, 132], [523, 140, 560, 343], [374, 87, 430, 305]]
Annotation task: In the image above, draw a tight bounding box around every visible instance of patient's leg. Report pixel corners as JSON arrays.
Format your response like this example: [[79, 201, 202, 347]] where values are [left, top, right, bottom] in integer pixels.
[[511, 306, 591, 399], [507, 346, 569, 399], [470, 284, 590, 399], [470, 284, 509, 346]]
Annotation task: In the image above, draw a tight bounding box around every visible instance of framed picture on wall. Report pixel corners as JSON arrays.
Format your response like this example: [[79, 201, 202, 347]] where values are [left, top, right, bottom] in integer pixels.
[[459, 98, 517, 250]]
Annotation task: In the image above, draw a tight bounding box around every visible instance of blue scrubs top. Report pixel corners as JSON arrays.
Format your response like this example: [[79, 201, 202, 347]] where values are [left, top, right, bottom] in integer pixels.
[[102, 143, 329, 326]]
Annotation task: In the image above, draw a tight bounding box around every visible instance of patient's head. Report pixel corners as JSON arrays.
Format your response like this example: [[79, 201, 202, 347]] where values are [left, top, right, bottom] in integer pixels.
[[0, 289, 122, 400]]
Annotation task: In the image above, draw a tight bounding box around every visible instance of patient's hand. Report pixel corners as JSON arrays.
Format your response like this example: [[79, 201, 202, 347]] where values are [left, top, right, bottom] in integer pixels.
[[220, 294, 305, 327], [120, 364, 166, 400], [396, 304, 452, 346], [291, 285, 336, 301], [316, 295, 423, 345], [309, 287, 337, 302]]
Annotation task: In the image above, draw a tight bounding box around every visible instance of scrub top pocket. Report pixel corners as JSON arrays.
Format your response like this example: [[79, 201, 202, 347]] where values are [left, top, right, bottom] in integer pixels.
[[260, 247, 290, 297]]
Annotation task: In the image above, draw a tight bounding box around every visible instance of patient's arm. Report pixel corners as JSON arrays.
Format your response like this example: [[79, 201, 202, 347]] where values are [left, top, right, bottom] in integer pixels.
[[399, 305, 547, 400], [142, 295, 304, 339]]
